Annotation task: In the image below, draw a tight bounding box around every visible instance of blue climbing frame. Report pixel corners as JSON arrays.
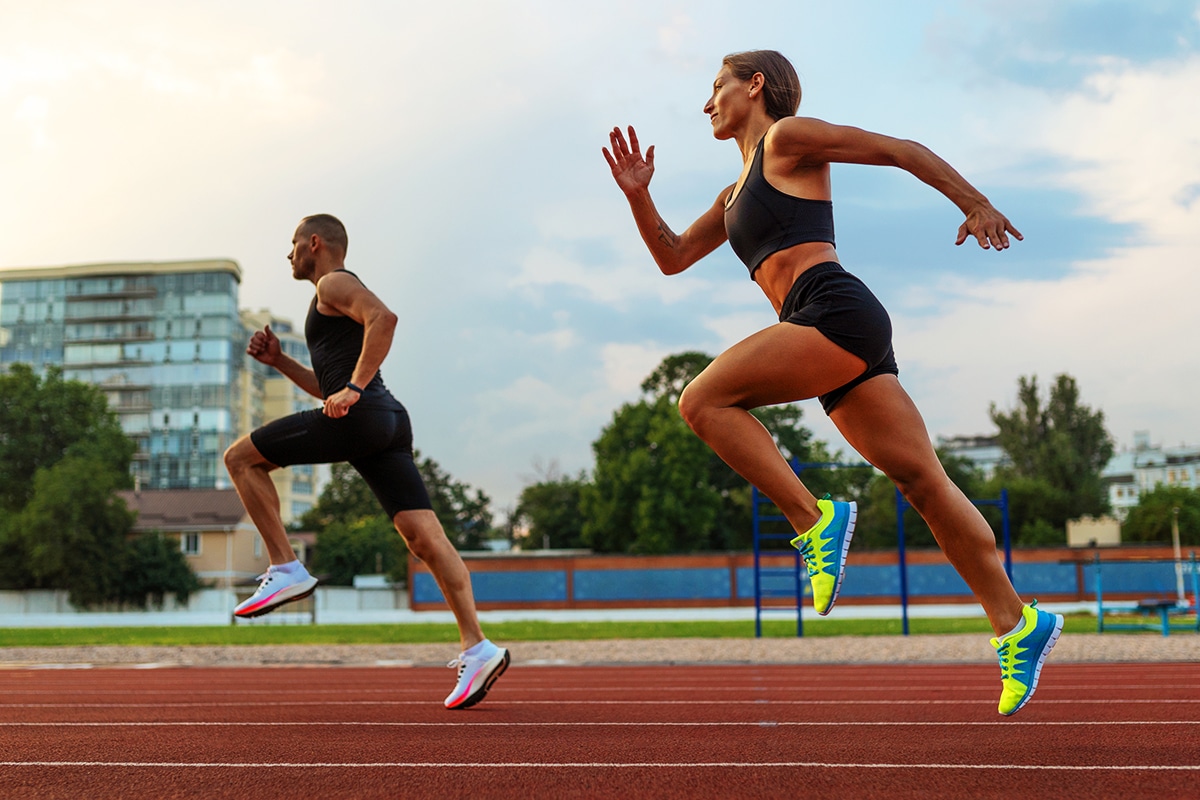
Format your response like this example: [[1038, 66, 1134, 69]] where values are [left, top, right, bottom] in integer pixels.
[[751, 460, 872, 638], [751, 459, 1012, 637]]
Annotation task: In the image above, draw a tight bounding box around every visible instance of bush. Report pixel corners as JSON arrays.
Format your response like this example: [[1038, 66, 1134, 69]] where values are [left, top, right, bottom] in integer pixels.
[[119, 532, 205, 609]]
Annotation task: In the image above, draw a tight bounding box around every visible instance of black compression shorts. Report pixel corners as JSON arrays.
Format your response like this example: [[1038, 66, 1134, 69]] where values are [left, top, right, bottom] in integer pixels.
[[250, 406, 432, 517], [778, 261, 899, 415]]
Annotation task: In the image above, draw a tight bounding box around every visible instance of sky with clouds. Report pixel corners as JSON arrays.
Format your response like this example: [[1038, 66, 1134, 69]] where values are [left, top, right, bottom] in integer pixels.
[[3, 0, 1199, 513]]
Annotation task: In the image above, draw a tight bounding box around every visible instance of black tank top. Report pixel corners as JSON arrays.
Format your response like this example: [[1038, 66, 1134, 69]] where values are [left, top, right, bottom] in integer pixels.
[[304, 270, 403, 410], [724, 135, 835, 277]]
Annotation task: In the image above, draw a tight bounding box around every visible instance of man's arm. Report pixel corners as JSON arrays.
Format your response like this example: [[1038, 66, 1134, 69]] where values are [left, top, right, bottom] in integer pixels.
[[246, 325, 323, 398], [315, 271, 399, 418]]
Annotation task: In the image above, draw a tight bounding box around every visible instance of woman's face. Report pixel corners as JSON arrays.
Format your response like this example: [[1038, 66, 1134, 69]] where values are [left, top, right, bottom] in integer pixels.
[[704, 65, 751, 140]]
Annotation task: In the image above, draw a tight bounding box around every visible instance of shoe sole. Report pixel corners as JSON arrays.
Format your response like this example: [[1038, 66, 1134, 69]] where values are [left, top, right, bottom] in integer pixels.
[[447, 649, 511, 710], [817, 501, 857, 617], [1004, 613, 1064, 716], [234, 578, 319, 619]]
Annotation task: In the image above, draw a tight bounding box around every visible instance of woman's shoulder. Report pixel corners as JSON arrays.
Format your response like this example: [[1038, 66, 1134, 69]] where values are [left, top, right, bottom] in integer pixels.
[[765, 116, 831, 148]]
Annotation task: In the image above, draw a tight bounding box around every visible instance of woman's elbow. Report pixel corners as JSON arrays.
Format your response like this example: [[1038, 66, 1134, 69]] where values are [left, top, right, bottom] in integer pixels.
[[654, 251, 696, 276]]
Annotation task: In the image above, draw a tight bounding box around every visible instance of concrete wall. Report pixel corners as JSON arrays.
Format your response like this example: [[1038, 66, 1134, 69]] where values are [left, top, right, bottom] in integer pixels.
[[0, 585, 411, 627], [409, 545, 1200, 611]]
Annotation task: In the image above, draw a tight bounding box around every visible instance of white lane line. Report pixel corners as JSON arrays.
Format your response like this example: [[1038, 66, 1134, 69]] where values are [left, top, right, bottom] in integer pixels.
[[0, 761, 1197, 771], [1, 720, 1197, 727], [4, 698, 1200, 708]]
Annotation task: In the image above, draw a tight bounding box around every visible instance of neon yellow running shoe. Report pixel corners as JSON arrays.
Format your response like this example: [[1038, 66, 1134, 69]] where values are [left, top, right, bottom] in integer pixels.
[[790, 496, 856, 616], [991, 600, 1064, 716]]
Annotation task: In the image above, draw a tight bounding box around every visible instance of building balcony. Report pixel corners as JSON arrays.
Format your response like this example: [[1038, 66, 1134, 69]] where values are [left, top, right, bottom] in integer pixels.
[[64, 312, 155, 323], [65, 330, 156, 343], [67, 287, 158, 300]]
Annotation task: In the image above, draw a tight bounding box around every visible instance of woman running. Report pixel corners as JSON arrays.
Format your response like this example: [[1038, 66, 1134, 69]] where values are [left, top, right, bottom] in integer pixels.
[[603, 49, 1061, 716]]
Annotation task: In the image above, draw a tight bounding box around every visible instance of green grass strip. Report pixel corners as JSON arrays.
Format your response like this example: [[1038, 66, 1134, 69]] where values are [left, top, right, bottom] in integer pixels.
[[0, 614, 1109, 648]]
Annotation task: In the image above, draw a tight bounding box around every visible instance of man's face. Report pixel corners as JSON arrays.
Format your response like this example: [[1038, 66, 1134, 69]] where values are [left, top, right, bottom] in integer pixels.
[[288, 226, 317, 281]]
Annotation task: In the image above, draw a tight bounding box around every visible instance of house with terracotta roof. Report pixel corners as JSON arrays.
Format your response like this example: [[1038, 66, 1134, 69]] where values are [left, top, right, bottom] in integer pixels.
[[117, 488, 310, 588]]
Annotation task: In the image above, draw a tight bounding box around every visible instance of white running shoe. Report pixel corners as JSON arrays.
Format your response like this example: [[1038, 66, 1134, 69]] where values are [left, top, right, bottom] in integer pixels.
[[444, 644, 510, 710], [234, 565, 318, 618]]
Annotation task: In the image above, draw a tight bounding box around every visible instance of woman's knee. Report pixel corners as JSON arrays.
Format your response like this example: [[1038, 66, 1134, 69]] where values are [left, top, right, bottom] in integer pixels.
[[892, 466, 957, 514], [677, 382, 714, 435]]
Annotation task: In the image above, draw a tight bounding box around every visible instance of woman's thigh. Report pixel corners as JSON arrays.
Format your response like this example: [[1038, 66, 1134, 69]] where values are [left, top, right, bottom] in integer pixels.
[[828, 375, 943, 485], [683, 322, 867, 411]]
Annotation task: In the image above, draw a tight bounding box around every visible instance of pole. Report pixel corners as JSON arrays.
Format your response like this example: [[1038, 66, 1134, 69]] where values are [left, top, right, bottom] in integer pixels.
[[896, 487, 910, 636], [752, 486, 763, 638], [1000, 488, 1013, 582], [1172, 507, 1184, 605]]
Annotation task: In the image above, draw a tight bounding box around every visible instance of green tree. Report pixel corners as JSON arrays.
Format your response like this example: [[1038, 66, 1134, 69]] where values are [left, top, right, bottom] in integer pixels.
[[1121, 486, 1200, 547], [119, 532, 205, 609], [300, 463, 396, 583], [512, 469, 588, 551], [582, 394, 722, 553], [989, 374, 1114, 542], [312, 515, 407, 585], [1, 455, 135, 606], [981, 474, 1071, 546], [0, 365, 197, 607], [296, 462, 380, 531], [418, 453, 493, 551], [0, 364, 134, 512]]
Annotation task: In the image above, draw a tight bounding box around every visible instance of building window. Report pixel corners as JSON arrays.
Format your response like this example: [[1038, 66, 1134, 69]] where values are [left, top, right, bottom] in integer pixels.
[[181, 532, 201, 556]]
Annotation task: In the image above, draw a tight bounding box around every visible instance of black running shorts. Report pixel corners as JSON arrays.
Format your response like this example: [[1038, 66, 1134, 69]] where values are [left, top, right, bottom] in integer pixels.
[[250, 406, 432, 517], [778, 261, 899, 415]]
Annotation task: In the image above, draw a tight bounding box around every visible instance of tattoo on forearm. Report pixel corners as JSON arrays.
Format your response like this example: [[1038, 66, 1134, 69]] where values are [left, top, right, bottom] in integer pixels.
[[656, 219, 679, 249]]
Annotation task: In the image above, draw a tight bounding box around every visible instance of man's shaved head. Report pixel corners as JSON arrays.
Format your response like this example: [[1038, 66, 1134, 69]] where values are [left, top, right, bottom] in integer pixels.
[[298, 214, 348, 255]]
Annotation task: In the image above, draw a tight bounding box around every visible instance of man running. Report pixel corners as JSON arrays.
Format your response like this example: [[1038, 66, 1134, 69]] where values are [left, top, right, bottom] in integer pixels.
[[223, 214, 508, 710]]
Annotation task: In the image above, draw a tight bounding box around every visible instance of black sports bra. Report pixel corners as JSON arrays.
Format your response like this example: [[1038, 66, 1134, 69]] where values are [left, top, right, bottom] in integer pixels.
[[724, 135, 835, 277]]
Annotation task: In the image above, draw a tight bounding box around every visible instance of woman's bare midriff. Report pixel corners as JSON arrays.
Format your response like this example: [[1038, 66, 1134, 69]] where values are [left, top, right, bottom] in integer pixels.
[[752, 242, 840, 315]]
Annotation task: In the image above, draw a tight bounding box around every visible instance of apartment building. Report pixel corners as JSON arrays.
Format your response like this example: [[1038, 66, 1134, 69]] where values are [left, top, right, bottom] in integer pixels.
[[0, 260, 244, 491], [0, 262, 327, 524]]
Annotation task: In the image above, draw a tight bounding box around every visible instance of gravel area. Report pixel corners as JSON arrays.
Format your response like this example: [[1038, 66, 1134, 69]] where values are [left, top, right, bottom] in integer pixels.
[[1, 633, 1196, 669]]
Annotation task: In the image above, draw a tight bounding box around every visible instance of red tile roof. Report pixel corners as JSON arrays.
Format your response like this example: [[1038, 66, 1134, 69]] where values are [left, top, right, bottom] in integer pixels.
[[116, 488, 249, 531]]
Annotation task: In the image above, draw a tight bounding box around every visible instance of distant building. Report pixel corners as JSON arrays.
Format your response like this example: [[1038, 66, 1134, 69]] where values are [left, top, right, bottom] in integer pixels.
[[1102, 432, 1200, 521], [936, 434, 1007, 479], [0, 261, 245, 491], [0, 262, 327, 525]]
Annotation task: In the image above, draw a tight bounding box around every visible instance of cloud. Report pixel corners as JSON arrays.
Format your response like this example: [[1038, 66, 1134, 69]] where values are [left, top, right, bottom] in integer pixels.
[[1030, 57, 1200, 235], [928, 0, 1200, 90], [885, 52, 1200, 449]]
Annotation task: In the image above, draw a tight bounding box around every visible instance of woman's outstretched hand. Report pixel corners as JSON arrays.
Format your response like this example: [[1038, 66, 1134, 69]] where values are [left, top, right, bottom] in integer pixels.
[[603, 126, 655, 195], [956, 203, 1024, 251]]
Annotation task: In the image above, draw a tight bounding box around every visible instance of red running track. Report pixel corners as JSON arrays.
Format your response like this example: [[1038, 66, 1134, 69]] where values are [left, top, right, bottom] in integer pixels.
[[0, 661, 1197, 799]]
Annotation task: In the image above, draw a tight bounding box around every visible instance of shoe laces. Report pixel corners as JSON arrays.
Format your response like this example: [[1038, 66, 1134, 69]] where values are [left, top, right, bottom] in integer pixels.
[[995, 641, 1016, 679], [796, 538, 819, 577], [447, 657, 467, 679]]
